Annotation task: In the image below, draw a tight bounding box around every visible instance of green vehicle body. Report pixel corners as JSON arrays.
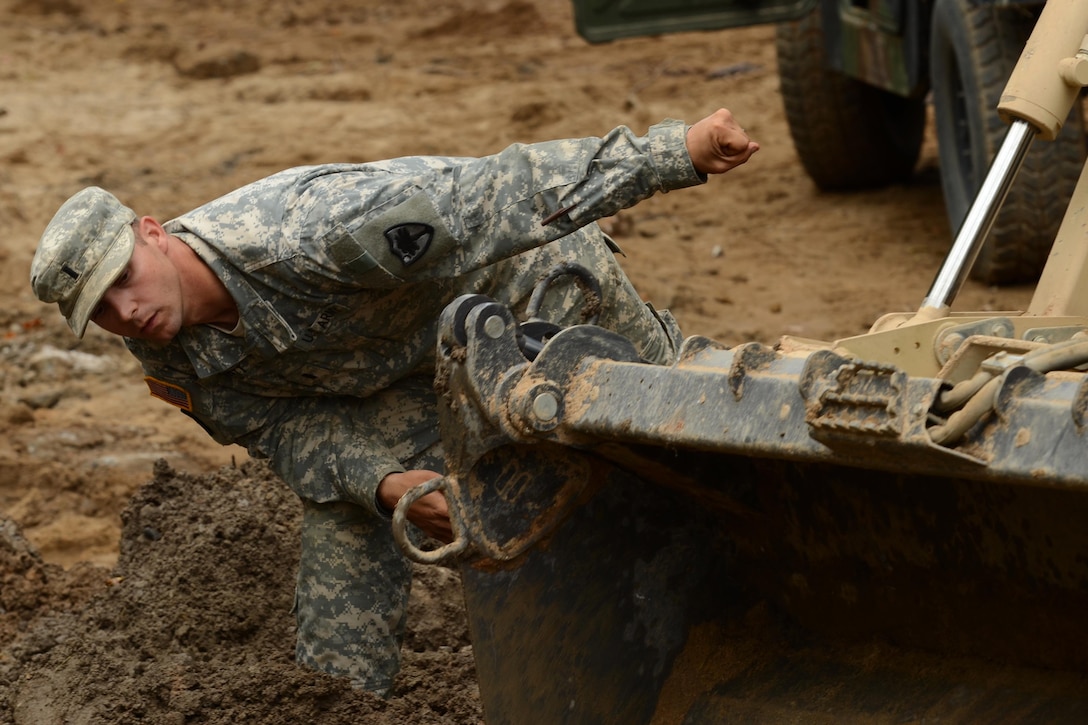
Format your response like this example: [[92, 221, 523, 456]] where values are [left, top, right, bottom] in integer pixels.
[[572, 0, 1033, 97]]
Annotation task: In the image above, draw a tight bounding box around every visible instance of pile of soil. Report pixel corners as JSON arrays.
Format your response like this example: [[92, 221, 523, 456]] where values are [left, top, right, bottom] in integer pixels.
[[1, 460, 480, 724]]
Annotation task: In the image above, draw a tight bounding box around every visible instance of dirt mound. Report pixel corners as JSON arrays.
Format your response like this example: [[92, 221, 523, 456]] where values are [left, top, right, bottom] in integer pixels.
[[0, 460, 480, 724], [0, 519, 107, 656]]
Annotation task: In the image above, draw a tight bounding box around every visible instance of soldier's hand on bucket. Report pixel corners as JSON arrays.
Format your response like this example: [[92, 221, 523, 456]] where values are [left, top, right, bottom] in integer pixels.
[[378, 470, 454, 543], [686, 108, 759, 175]]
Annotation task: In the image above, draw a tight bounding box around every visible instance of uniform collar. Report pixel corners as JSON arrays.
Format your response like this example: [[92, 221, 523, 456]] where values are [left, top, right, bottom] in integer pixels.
[[170, 230, 299, 376]]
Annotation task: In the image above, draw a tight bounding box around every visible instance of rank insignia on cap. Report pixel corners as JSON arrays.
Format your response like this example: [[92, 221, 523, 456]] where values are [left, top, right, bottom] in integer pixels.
[[384, 222, 434, 266], [144, 376, 193, 412]]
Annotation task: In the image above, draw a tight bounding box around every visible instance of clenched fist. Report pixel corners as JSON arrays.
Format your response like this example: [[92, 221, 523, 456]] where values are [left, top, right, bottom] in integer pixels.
[[686, 108, 760, 175]]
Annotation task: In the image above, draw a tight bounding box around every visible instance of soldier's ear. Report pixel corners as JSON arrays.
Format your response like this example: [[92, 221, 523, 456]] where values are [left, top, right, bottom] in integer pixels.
[[135, 216, 168, 250]]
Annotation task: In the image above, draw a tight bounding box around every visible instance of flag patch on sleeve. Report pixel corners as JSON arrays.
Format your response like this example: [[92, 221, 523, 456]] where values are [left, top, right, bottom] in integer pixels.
[[144, 376, 193, 412]]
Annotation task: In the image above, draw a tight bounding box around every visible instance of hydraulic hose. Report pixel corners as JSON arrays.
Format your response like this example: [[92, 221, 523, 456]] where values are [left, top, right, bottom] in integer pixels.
[[934, 368, 995, 413], [929, 338, 1088, 445]]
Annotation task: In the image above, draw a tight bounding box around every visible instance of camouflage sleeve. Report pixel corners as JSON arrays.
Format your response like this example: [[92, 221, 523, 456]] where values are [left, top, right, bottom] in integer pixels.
[[137, 353, 415, 513], [228, 395, 409, 513], [450, 117, 705, 239], [301, 118, 704, 288]]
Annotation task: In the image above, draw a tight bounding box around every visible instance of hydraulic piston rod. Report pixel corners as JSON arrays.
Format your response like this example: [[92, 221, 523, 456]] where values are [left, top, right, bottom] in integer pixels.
[[920, 120, 1036, 314], [919, 0, 1088, 319]]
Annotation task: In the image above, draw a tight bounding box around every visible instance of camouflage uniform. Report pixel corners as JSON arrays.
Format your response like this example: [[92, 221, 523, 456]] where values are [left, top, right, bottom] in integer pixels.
[[123, 118, 704, 691]]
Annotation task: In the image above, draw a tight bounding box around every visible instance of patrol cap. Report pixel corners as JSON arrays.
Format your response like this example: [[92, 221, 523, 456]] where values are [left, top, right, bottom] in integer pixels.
[[30, 187, 137, 338]]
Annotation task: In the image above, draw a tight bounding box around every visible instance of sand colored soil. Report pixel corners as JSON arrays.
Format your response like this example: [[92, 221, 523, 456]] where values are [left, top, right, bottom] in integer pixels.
[[0, 0, 1039, 722]]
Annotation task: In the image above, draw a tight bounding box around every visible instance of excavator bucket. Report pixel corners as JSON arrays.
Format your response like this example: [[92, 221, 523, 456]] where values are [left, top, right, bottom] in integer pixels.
[[394, 298, 1088, 724], [391, 1, 1088, 722]]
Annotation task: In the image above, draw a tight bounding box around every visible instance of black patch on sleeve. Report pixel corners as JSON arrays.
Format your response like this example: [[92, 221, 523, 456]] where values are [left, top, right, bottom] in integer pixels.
[[384, 222, 435, 266]]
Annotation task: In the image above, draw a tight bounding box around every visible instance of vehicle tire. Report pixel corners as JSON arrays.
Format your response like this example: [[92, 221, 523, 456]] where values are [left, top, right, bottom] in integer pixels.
[[930, 0, 1086, 285], [776, 6, 926, 190]]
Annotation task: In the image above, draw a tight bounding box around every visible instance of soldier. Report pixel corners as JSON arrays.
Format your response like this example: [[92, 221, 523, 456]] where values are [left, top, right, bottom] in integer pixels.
[[29, 108, 758, 693]]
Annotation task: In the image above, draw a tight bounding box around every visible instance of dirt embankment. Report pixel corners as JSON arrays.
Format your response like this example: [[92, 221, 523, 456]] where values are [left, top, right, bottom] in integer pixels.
[[2, 459, 480, 724]]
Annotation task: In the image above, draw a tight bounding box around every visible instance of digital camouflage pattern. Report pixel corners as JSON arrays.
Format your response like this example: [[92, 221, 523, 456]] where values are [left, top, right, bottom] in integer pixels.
[[119, 118, 703, 689], [294, 499, 414, 693], [29, 186, 138, 337]]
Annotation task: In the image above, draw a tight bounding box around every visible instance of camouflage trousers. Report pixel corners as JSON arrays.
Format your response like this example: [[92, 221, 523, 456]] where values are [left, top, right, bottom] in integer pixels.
[[294, 443, 442, 695], [292, 224, 682, 692], [295, 500, 411, 693]]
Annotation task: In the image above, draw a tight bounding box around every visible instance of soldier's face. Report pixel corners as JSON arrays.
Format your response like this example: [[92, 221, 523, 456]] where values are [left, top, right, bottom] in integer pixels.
[[91, 235, 184, 343]]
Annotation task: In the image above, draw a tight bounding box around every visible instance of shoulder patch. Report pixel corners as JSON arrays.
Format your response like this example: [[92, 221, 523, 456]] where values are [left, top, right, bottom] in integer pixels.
[[144, 376, 194, 412], [384, 222, 434, 266]]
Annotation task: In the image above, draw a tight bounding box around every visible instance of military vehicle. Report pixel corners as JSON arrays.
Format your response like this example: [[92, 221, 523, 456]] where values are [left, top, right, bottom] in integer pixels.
[[393, 0, 1088, 722], [571, 0, 1085, 285]]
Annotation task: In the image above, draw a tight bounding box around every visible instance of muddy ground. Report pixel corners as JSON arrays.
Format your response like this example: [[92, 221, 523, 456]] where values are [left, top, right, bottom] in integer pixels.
[[0, 0, 1039, 722]]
